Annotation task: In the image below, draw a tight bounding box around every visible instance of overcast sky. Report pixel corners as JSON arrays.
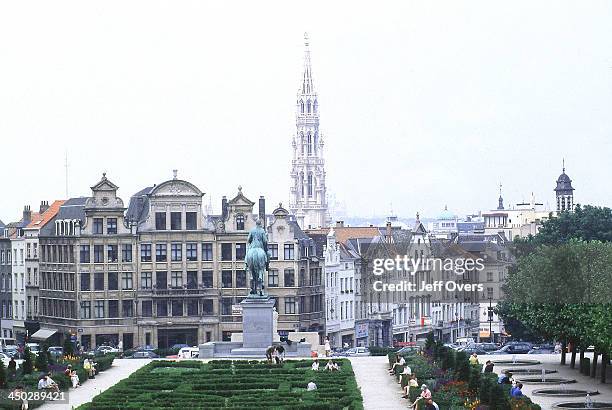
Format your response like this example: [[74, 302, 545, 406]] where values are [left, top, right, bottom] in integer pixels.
[[1, 1, 611, 223]]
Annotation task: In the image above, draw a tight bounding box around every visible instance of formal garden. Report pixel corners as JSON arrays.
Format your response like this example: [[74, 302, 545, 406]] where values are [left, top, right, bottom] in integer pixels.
[[78, 359, 363, 409], [0, 344, 116, 409], [388, 335, 542, 409]]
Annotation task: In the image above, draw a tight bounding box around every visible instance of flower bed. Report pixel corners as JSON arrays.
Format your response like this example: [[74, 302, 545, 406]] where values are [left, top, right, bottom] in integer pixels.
[[78, 359, 363, 409]]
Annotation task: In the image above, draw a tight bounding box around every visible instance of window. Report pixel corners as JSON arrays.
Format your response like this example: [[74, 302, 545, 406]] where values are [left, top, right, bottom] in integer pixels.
[[107, 244, 118, 262], [285, 297, 296, 314], [186, 212, 197, 230], [94, 272, 104, 290], [202, 243, 213, 261], [186, 243, 197, 261], [141, 272, 152, 289], [172, 300, 183, 316], [236, 215, 245, 230], [235, 243, 246, 260], [93, 218, 103, 234], [284, 269, 295, 287], [202, 271, 213, 288], [122, 244, 132, 262], [170, 212, 182, 230], [80, 301, 91, 319], [186, 271, 197, 289], [283, 244, 294, 260], [141, 301, 152, 317], [171, 243, 182, 261], [107, 218, 117, 235], [236, 270, 247, 288], [156, 271, 167, 289], [268, 269, 279, 287], [156, 244, 167, 262], [122, 272, 133, 290], [122, 300, 133, 317], [202, 299, 213, 315], [93, 245, 104, 263], [222, 270, 233, 288], [171, 271, 183, 288], [108, 300, 119, 317], [94, 300, 104, 318], [141, 244, 152, 262], [221, 243, 232, 261], [80, 273, 90, 291], [269, 244, 278, 260], [80, 245, 90, 263], [187, 299, 198, 316], [221, 298, 233, 315], [487, 272, 493, 282], [108, 272, 118, 290], [157, 301, 168, 316], [155, 212, 166, 230]]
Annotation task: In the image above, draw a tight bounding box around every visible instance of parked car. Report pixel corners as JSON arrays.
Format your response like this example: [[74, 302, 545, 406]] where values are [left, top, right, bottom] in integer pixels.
[[490, 343, 533, 355], [127, 351, 159, 359], [475, 343, 499, 352], [93, 345, 120, 355], [528, 345, 555, 354], [178, 347, 199, 359], [2, 345, 19, 358], [395, 346, 421, 355], [48, 346, 64, 357], [443, 343, 459, 350], [458, 346, 489, 355], [171, 344, 189, 350], [340, 347, 370, 357], [25, 343, 40, 356]]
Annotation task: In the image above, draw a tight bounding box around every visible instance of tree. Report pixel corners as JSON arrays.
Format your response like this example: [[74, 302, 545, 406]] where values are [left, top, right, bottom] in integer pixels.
[[0, 360, 6, 388], [35, 345, 49, 372], [22, 347, 34, 375], [63, 335, 75, 356]]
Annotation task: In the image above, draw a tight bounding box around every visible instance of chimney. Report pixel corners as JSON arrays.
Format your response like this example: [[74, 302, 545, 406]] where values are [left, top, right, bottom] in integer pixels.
[[221, 196, 228, 220], [258, 196, 265, 222], [39, 200, 50, 214], [23, 205, 32, 222], [335, 220, 344, 228]]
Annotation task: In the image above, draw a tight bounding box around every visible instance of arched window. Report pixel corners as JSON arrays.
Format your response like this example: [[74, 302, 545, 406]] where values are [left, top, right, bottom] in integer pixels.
[[307, 173, 313, 197], [299, 172, 304, 197], [307, 133, 312, 154], [314, 100, 318, 113], [300, 100, 304, 113], [236, 215, 245, 230], [307, 100, 311, 113]]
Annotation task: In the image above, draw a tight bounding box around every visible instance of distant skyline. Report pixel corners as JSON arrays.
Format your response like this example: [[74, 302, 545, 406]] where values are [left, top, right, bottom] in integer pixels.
[[1, 1, 611, 222]]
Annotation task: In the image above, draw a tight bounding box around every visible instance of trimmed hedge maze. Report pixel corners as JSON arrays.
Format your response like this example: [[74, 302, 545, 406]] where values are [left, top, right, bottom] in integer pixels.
[[79, 359, 363, 409]]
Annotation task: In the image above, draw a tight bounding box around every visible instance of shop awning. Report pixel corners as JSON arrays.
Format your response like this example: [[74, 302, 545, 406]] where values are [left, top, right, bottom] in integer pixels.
[[479, 331, 491, 338], [31, 328, 57, 340]]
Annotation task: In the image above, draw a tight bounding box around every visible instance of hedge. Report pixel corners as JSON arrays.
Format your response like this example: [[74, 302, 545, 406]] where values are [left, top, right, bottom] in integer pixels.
[[78, 359, 363, 409]]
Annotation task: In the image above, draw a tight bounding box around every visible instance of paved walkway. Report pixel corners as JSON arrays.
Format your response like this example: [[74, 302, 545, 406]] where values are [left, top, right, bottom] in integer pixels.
[[480, 353, 612, 410], [350, 356, 406, 410], [38, 358, 150, 410]]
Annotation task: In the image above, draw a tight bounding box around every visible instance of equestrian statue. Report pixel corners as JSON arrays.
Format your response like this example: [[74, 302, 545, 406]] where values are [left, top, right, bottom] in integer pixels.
[[245, 218, 270, 297]]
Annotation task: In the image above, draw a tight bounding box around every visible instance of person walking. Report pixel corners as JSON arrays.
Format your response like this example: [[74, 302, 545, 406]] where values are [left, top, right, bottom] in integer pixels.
[[324, 338, 331, 357], [484, 360, 494, 373], [469, 353, 479, 365]]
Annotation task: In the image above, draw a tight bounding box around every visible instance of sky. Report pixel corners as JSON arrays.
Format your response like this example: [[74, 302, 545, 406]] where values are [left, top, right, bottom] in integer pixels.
[[1, 1, 611, 223]]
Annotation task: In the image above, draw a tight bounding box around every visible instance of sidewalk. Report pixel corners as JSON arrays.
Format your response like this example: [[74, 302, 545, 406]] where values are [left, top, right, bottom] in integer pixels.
[[350, 356, 407, 410], [38, 358, 150, 410], [480, 354, 612, 409]]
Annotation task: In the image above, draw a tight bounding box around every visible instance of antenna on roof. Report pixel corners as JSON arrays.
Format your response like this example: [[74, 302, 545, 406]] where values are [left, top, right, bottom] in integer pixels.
[[65, 150, 69, 198]]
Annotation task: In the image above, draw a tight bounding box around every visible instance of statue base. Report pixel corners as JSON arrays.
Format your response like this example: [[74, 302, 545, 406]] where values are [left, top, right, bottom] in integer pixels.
[[238, 297, 275, 349]]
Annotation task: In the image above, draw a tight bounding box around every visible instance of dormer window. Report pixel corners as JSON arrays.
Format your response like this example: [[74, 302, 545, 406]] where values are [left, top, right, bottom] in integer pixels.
[[107, 218, 117, 235], [236, 215, 245, 230], [93, 218, 103, 234]]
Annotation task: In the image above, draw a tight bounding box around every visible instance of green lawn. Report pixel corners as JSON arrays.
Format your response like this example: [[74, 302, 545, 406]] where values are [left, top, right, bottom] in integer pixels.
[[78, 359, 363, 409]]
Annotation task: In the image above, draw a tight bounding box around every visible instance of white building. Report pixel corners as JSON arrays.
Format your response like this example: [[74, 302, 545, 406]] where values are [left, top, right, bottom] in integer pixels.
[[428, 206, 459, 239], [289, 33, 329, 229], [323, 228, 357, 348]]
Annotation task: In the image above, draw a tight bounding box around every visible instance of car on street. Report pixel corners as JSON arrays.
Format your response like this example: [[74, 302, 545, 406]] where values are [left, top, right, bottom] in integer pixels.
[[92, 345, 121, 355], [395, 346, 421, 355], [127, 351, 159, 359], [490, 342, 533, 355], [48, 346, 64, 357], [25, 343, 40, 356], [475, 343, 499, 352], [178, 347, 199, 359], [457, 346, 489, 355], [2, 345, 19, 359], [338, 347, 370, 357], [171, 344, 189, 350]]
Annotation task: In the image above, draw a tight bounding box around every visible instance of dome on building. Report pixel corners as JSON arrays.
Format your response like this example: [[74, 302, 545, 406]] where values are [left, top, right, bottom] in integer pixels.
[[438, 205, 457, 220], [555, 168, 574, 192]]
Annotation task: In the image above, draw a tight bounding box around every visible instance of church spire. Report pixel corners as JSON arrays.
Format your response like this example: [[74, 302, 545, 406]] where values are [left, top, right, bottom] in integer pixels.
[[497, 182, 504, 210], [301, 32, 314, 95]]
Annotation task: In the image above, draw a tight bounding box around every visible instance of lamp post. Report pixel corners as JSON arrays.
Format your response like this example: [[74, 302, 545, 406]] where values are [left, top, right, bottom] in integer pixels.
[[455, 312, 459, 342], [487, 297, 494, 343]]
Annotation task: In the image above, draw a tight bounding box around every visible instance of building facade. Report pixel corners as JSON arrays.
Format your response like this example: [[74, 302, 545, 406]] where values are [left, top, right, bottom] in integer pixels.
[[0, 222, 13, 341], [289, 33, 329, 229]]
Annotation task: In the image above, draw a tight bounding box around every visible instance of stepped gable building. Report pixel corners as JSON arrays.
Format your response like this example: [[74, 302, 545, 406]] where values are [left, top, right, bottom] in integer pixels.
[[289, 33, 330, 230]]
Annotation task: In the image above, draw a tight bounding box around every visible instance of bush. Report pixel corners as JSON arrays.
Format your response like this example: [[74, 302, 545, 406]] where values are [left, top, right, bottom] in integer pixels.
[[35, 345, 50, 372], [0, 359, 6, 388], [63, 336, 75, 356], [369, 346, 397, 356], [22, 347, 34, 374]]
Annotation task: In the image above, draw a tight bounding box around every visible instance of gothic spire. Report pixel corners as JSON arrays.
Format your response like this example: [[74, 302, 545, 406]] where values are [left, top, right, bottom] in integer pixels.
[[301, 32, 314, 95]]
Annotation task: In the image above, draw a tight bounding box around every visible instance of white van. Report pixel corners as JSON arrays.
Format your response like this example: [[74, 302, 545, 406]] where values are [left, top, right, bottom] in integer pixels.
[[178, 347, 199, 359]]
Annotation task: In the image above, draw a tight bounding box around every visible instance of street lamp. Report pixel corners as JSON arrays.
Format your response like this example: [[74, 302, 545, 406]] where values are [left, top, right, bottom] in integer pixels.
[[487, 297, 494, 343], [455, 312, 459, 342]]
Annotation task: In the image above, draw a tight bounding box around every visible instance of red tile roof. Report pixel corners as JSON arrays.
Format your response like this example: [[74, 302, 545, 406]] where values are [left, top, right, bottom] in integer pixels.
[[26, 200, 66, 229]]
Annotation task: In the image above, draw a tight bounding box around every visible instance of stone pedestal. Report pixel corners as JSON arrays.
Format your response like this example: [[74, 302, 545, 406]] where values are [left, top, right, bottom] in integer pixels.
[[230, 297, 275, 356]]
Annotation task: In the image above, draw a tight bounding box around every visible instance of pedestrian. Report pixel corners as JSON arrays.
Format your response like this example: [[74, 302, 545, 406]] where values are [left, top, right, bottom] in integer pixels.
[[398, 364, 412, 384], [64, 365, 72, 377], [307, 380, 317, 391], [484, 360, 494, 373], [389, 355, 405, 375], [402, 373, 418, 399], [498, 370, 512, 384], [424, 398, 440, 410], [324, 338, 331, 357], [311, 359, 319, 371], [13, 385, 28, 410], [510, 383, 524, 397], [70, 370, 80, 388], [8, 357, 17, 379], [469, 352, 479, 365], [265, 346, 276, 363]]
